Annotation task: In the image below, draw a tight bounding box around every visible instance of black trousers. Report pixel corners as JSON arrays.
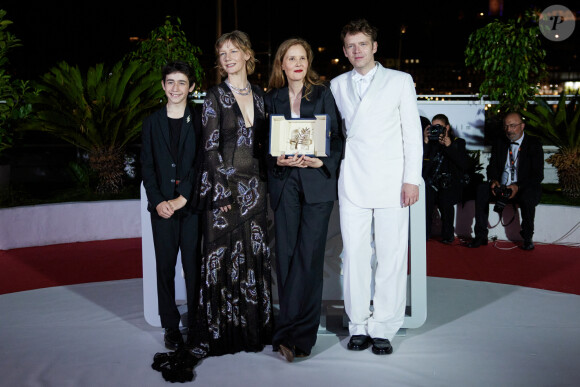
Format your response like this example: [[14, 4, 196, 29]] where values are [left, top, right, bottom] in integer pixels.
[[425, 185, 460, 240], [473, 182, 541, 240], [151, 209, 200, 329], [272, 169, 334, 353]]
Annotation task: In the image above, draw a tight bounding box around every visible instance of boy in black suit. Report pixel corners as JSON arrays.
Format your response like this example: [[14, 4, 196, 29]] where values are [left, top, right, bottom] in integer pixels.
[[141, 61, 201, 349]]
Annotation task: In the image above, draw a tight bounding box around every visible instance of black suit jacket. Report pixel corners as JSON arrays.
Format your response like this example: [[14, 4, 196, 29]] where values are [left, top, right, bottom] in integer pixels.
[[487, 133, 544, 199], [265, 84, 343, 209], [141, 104, 202, 213], [422, 137, 468, 189]]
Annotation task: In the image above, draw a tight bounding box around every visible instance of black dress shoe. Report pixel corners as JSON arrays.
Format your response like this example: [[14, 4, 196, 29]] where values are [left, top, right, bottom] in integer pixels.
[[468, 235, 488, 248], [521, 239, 535, 250], [164, 328, 184, 350], [347, 335, 371, 351], [278, 343, 295, 362], [371, 338, 393, 355], [440, 237, 454, 245], [294, 347, 310, 358]]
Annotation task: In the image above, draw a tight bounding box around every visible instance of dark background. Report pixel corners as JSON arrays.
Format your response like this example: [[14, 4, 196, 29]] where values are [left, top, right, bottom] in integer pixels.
[[2, 0, 578, 91], [0, 0, 578, 204]]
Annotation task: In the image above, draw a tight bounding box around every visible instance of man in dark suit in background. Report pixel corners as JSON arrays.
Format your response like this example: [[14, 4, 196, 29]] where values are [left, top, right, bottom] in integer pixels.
[[468, 112, 544, 250], [141, 61, 202, 349]]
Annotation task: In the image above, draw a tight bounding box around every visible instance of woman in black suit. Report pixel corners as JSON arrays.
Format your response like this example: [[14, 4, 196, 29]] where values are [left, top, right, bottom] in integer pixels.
[[265, 38, 343, 362], [422, 114, 469, 243]]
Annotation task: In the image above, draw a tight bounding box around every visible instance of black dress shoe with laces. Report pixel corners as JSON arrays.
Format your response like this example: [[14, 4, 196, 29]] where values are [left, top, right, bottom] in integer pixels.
[[521, 239, 535, 250], [347, 335, 371, 351], [371, 338, 393, 355], [164, 328, 184, 350], [468, 235, 488, 248]]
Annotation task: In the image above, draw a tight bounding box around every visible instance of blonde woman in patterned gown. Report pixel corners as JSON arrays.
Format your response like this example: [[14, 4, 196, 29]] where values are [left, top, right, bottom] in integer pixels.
[[190, 30, 273, 356]]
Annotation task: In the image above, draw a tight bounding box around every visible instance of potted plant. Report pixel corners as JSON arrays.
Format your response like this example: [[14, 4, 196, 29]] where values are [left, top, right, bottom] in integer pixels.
[[465, 9, 547, 114], [522, 92, 580, 198]]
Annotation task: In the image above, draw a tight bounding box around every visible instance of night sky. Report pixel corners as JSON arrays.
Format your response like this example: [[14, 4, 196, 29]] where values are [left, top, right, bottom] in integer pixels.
[[2, 0, 578, 87]]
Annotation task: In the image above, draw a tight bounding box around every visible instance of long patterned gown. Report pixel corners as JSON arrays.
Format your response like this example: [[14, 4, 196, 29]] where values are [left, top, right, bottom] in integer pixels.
[[192, 82, 273, 357]]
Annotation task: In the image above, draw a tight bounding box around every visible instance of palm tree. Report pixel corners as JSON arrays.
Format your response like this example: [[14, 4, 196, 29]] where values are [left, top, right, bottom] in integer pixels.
[[27, 60, 163, 194], [522, 92, 580, 198]]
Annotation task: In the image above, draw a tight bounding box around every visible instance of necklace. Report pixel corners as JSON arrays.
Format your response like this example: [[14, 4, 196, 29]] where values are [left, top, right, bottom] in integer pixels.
[[225, 80, 251, 96]]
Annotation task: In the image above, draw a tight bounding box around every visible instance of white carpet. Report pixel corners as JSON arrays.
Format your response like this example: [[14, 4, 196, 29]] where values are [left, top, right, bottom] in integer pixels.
[[1, 277, 579, 387]]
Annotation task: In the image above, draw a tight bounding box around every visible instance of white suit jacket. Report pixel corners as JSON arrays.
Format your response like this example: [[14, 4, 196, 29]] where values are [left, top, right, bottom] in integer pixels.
[[331, 64, 423, 208]]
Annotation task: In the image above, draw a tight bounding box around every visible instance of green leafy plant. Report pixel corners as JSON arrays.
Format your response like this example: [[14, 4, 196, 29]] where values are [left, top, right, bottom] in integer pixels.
[[467, 150, 484, 175], [465, 9, 547, 113], [68, 161, 92, 192], [0, 10, 36, 161], [126, 16, 204, 87], [25, 60, 164, 194], [522, 92, 580, 198]]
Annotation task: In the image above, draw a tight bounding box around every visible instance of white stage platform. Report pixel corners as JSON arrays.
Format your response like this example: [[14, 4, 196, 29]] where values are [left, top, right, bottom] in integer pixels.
[[1, 277, 579, 387]]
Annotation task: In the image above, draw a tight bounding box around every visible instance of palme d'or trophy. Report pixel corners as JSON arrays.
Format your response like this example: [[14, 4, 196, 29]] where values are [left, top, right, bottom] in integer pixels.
[[269, 114, 329, 157], [289, 126, 313, 152]]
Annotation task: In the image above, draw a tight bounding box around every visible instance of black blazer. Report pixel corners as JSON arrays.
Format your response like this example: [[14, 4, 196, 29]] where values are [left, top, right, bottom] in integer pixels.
[[265, 83, 343, 209], [487, 133, 544, 195], [141, 104, 202, 213]]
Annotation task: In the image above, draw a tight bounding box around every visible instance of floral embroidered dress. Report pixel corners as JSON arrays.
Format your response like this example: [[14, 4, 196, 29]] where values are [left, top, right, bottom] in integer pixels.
[[192, 83, 273, 357]]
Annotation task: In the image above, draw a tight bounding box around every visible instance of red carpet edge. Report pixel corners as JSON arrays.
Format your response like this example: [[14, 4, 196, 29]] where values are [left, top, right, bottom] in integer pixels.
[[0, 238, 579, 295]]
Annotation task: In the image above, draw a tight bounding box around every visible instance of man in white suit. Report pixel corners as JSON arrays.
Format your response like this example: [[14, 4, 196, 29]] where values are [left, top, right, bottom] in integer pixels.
[[330, 19, 423, 355]]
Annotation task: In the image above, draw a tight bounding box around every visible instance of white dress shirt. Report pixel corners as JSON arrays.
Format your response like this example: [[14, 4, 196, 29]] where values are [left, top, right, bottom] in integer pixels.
[[352, 63, 378, 100], [502, 133, 524, 185]]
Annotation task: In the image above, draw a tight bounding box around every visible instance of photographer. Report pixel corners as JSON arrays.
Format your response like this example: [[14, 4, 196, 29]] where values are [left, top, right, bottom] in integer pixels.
[[423, 114, 468, 243], [468, 112, 544, 250]]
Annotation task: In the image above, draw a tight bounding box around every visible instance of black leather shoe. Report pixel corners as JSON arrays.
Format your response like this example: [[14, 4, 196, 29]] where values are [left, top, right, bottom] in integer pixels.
[[468, 235, 488, 248], [164, 328, 184, 350], [371, 338, 393, 355], [278, 343, 295, 362], [521, 239, 535, 250], [441, 237, 454, 245], [347, 335, 371, 351], [295, 347, 310, 358]]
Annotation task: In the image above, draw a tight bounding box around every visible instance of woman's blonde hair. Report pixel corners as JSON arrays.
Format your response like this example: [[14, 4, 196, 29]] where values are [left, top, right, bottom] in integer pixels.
[[267, 38, 322, 100], [215, 30, 256, 78]]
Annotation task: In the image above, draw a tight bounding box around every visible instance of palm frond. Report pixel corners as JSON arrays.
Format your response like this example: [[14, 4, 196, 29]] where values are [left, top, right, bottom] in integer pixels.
[[25, 59, 163, 193]]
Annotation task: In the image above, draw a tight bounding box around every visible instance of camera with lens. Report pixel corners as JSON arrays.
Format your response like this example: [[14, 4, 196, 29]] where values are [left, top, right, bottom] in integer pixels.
[[428, 124, 445, 141], [493, 185, 512, 213]]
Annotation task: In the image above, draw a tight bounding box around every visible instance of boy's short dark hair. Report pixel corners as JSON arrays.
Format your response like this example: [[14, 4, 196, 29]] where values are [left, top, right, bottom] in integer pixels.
[[161, 61, 195, 86]]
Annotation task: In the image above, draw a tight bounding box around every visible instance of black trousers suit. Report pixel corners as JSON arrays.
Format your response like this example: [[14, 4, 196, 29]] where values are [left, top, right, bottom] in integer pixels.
[[150, 209, 200, 328], [473, 181, 541, 240], [141, 105, 202, 329], [265, 84, 343, 353], [425, 185, 460, 240], [473, 134, 543, 241], [273, 170, 334, 352]]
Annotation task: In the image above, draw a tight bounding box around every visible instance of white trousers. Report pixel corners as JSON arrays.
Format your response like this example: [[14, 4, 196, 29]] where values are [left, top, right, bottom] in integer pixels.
[[340, 195, 409, 340]]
